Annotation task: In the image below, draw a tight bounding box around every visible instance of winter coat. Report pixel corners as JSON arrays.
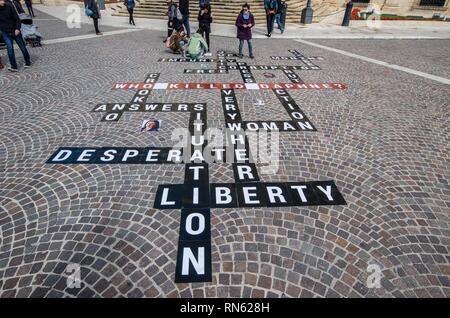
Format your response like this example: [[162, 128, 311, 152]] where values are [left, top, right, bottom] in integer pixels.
[[198, 7, 212, 30], [169, 31, 187, 52], [235, 12, 254, 41], [187, 32, 208, 56]]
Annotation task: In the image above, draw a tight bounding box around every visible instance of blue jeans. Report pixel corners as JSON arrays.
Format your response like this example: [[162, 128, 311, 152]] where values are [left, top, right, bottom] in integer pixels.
[[239, 39, 253, 56], [182, 14, 190, 37], [2, 32, 31, 69], [275, 14, 284, 30]]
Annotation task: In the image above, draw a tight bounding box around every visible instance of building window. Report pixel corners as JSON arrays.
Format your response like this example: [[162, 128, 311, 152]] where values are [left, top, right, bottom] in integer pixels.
[[419, 0, 446, 6]]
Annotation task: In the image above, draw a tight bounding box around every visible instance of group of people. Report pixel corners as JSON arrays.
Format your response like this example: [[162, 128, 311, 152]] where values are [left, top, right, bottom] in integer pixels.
[[165, 0, 212, 59], [265, 0, 287, 37], [164, 0, 287, 60], [0, 0, 33, 72]]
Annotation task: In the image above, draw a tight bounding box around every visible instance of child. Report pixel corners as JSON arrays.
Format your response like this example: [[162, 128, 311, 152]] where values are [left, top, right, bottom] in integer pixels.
[[185, 29, 208, 59], [198, 3, 212, 51], [166, 26, 188, 54], [235, 3, 255, 59]]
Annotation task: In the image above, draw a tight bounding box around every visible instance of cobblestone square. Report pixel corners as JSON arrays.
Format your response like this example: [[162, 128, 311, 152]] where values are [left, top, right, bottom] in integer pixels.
[[0, 9, 449, 298]]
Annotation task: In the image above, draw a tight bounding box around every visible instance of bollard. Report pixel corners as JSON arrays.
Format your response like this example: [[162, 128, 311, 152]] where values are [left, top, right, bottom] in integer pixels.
[[342, 0, 353, 27], [301, 0, 314, 24]]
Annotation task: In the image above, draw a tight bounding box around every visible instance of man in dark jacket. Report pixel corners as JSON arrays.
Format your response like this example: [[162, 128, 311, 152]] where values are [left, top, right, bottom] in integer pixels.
[[179, 0, 190, 37], [0, 0, 31, 72]]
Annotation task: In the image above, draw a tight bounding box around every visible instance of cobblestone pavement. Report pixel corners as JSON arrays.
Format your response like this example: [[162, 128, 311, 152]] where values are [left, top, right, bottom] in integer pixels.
[[0, 11, 449, 298]]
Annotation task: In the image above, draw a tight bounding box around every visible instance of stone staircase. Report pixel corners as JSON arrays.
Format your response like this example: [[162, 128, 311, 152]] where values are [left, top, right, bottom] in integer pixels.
[[111, 0, 337, 24]]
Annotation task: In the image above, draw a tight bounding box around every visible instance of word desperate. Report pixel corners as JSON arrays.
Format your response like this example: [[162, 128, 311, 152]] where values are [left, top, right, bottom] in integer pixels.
[[47, 49, 348, 284], [47, 147, 257, 164]]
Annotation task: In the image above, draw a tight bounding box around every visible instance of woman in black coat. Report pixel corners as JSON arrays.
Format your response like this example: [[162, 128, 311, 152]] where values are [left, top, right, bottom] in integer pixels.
[[87, 0, 102, 35], [198, 3, 212, 51]]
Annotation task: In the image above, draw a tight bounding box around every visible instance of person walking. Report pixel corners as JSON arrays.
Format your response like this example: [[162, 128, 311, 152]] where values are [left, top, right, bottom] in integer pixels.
[[179, 0, 190, 37], [24, 0, 34, 17], [124, 0, 135, 25], [280, 0, 287, 30], [87, 0, 102, 35], [275, 0, 284, 33], [0, 0, 31, 72], [264, 0, 277, 37], [235, 3, 254, 59], [198, 2, 212, 51]]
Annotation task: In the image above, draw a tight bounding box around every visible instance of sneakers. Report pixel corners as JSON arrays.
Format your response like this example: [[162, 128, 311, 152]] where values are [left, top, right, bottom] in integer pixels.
[[249, 55, 255, 59], [8, 67, 18, 72], [265, 33, 271, 38], [238, 53, 243, 59], [96, 32, 103, 36], [24, 62, 31, 68]]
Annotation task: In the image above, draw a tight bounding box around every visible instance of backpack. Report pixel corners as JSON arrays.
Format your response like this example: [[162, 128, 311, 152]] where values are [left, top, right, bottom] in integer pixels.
[[85, 6, 94, 17], [177, 7, 183, 20]]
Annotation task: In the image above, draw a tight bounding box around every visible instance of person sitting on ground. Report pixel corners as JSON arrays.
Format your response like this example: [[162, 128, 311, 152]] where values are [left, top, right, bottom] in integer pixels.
[[235, 3, 255, 59], [185, 28, 208, 59], [166, 26, 188, 54], [275, 0, 284, 34]]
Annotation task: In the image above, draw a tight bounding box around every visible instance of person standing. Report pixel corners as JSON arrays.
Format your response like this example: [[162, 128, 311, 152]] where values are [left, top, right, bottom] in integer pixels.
[[264, 0, 277, 37], [179, 0, 190, 37], [24, 0, 34, 17], [124, 0, 135, 25], [0, 0, 31, 72], [275, 0, 284, 33], [280, 0, 287, 30], [87, 0, 102, 35], [198, 3, 212, 51], [166, 0, 180, 38], [235, 3, 254, 59]]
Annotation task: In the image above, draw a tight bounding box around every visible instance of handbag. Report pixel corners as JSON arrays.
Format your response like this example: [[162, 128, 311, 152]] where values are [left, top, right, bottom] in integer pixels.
[[85, 6, 94, 17]]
